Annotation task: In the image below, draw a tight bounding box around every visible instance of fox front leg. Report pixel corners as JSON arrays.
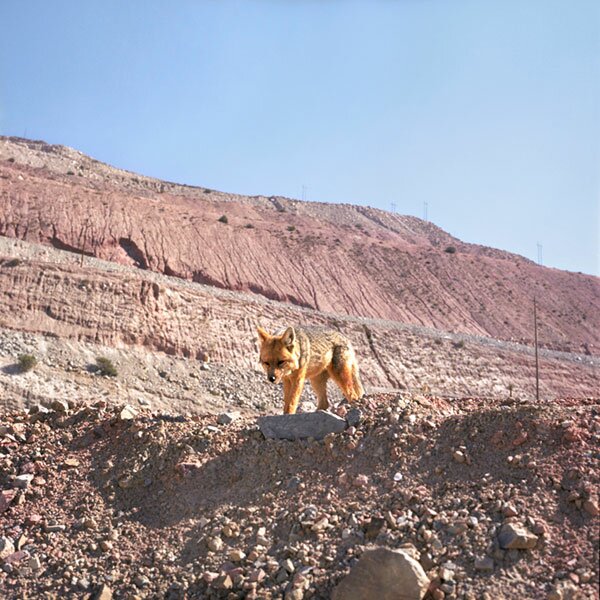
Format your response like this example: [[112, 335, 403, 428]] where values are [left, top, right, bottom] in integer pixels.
[[283, 372, 306, 414]]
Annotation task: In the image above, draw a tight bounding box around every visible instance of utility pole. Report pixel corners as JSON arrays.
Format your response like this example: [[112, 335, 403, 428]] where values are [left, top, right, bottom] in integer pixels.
[[390, 202, 397, 213], [533, 297, 540, 402], [537, 243, 543, 266], [301, 185, 307, 202], [424, 202, 428, 222]]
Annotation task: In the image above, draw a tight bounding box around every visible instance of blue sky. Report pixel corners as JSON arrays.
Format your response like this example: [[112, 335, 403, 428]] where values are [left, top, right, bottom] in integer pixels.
[[1, 1, 599, 275]]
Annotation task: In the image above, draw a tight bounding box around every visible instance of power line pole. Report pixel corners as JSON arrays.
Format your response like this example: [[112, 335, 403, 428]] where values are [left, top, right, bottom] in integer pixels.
[[533, 297, 540, 402], [390, 202, 397, 213], [537, 243, 543, 265], [424, 202, 428, 222], [301, 185, 307, 202]]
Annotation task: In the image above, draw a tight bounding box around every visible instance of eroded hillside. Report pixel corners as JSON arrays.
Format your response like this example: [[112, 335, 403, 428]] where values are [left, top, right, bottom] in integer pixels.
[[1, 137, 598, 355]]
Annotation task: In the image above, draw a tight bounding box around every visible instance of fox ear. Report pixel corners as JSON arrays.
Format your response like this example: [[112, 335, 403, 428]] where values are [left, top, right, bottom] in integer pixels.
[[257, 326, 270, 342], [281, 327, 296, 348]]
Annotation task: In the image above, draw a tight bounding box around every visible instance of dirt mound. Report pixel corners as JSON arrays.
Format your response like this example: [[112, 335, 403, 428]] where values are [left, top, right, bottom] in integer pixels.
[[1, 137, 599, 355], [1, 395, 598, 598]]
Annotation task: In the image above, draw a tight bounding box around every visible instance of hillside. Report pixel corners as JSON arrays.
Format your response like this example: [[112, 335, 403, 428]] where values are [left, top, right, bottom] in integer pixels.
[[0, 236, 598, 414], [1, 136, 598, 356]]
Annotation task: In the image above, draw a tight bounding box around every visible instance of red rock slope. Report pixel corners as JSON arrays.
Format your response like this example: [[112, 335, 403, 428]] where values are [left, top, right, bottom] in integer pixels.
[[1, 136, 598, 355]]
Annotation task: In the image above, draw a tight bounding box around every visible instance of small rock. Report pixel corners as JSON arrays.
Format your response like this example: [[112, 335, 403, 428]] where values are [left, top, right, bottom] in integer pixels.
[[583, 499, 599, 517], [119, 405, 138, 421], [217, 412, 240, 425], [452, 450, 466, 464], [13, 474, 34, 489], [346, 408, 362, 427], [498, 523, 538, 550], [207, 537, 224, 552], [51, 399, 69, 413], [354, 474, 369, 488], [0, 490, 17, 513], [134, 575, 150, 588], [502, 503, 519, 518], [28, 555, 42, 570], [0, 537, 15, 561], [93, 584, 113, 600], [228, 549, 246, 562], [474, 557, 494, 572]]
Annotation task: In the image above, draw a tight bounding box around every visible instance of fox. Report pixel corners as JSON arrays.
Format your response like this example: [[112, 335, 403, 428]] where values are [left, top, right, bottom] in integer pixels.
[[257, 325, 364, 414]]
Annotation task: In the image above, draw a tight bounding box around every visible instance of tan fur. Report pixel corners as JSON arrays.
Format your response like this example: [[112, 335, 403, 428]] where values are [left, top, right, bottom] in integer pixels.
[[257, 326, 364, 414]]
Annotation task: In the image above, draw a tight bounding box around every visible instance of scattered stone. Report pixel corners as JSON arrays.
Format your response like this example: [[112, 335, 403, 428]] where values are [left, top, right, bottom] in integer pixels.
[[13, 474, 34, 489], [452, 450, 466, 463], [119, 405, 138, 421], [583, 499, 599, 517], [93, 584, 113, 600], [332, 547, 429, 600], [474, 557, 494, 572], [258, 410, 347, 441], [346, 408, 362, 427], [217, 412, 240, 425], [207, 537, 224, 552], [498, 523, 538, 550], [0, 490, 17, 513], [0, 537, 15, 561], [229, 549, 246, 562], [51, 399, 69, 413]]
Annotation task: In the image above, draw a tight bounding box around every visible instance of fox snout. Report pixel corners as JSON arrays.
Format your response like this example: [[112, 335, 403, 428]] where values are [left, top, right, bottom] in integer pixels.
[[268, 373, 276, 383]]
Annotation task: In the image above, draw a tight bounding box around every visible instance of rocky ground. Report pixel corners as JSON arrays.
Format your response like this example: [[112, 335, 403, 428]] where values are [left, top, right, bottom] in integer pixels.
[[1, 393, 598, 599]]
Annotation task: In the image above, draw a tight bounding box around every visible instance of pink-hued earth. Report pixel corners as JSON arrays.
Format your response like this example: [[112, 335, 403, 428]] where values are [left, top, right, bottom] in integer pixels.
[[1, 137, 598, 356], [0, 137, 598, 600]]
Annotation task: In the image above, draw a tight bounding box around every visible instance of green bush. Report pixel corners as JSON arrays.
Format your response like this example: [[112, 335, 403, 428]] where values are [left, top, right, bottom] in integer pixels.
[[445, 246, 457, 254], [96, 357, 117, 377], [218, 215, 228, 224], [287, 225, 296, 232], [18, 354, 37, 373], [5, 258, 21, 268]]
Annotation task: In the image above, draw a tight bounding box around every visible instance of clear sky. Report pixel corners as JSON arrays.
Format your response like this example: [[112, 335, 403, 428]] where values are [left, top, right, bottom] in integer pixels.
[[1, 1, 599, 275]]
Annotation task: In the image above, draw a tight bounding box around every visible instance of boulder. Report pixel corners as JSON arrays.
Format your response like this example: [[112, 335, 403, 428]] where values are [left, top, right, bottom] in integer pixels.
[[332, 547, 429, 600], [258, 410, 347, 441]]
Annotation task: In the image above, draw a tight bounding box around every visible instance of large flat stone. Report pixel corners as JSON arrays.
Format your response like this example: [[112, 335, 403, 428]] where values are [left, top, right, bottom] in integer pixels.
[[257, 410, 347, 441]]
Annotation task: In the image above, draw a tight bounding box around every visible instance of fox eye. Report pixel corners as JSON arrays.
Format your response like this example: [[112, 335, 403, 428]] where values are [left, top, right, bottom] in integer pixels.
[[277, 360, 286, 367]]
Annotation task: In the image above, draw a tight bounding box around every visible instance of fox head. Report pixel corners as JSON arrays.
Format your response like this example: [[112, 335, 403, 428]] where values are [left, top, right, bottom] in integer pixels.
[[257, 326, 300, 383]]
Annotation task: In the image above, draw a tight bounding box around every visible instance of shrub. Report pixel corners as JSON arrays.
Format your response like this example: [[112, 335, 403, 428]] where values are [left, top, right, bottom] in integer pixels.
[[8, 157, 15, 163], [244, 223, 255, 229], [18, 354, 37, 373], [218, 215, 228, 224], [66, 170, 75, 175], [452, 340, 465, 349], [287, 225, 296, 232], [5, 258, 21, 267], [204, 189, 212, 194], [445, 246, 457, 254], [96, 357, 117, 377]]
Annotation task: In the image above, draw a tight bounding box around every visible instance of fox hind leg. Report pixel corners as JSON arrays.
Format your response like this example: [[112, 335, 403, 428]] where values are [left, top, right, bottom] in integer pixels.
[[310, 371, 330, 410], [329, 347, 363, 402]]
